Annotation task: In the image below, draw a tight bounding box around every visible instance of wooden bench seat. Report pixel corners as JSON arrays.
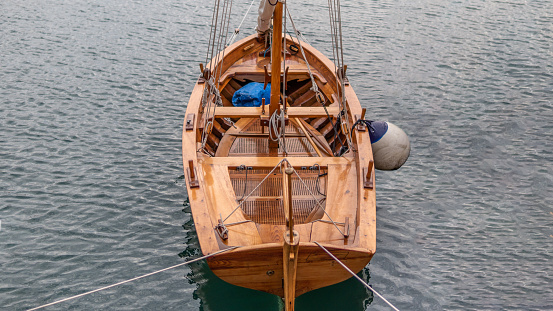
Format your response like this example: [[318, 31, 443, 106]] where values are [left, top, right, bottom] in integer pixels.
[[219, 64, 328, 85], [212, 106, 339, 118]]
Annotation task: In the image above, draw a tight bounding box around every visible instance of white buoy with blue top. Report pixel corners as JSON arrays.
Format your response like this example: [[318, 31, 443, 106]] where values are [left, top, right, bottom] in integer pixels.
[[366, 120, 410, 171]]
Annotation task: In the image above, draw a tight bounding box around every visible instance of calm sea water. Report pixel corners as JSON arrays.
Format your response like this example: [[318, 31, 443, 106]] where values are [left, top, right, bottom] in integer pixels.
[[1, 0, 552, 310]]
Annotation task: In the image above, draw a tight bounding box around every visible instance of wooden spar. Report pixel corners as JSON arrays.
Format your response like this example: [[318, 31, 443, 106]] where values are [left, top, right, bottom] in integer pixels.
[[293, 118, 323, 157], [283, 164, 294, 236], [283, 231, 299, 310], [283, 164, 299, 311], [269, 0, 283, 156]]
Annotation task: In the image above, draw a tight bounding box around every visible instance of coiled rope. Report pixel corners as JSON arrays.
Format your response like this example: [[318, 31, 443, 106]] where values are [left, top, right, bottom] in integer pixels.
[[269, 109, 288, 154], [314, 242, 401, 311], [26, 247, 238, 311]]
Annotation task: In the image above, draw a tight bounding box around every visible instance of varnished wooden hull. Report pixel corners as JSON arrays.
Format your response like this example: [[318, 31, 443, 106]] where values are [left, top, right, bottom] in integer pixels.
[[182, 34, 376, 297], [207, 243, 373, 297]]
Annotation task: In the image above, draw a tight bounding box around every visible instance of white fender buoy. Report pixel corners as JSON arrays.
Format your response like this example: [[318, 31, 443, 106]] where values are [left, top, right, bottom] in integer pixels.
[[368, 121, 410, 170]]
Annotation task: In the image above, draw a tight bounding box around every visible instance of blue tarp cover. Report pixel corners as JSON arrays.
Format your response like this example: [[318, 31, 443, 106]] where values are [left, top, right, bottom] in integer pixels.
[[232, 82, 271, 107]]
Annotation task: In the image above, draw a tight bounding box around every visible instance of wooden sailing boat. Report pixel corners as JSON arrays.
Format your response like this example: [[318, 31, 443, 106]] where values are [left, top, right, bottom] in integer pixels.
[[182, 1, 407, 309]]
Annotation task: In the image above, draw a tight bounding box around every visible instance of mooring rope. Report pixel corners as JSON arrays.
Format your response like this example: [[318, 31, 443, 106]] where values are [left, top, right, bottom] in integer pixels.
[[313, 242, 401, 311], [26, 247, 238, 311]]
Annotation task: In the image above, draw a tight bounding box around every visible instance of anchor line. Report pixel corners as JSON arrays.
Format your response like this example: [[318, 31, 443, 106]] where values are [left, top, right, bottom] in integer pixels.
[[26, 247, 239, 311], [314, 242, 401, 311]]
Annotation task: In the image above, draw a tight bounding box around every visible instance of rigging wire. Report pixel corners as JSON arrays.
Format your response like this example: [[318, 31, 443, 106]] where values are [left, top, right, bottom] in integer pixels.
[[213, 0, 232, 79], [200, 0, 236, 154], [226, 0, 256, 46], [285, 6, 344, 156], [327, 0, 354, 153], [200, 0, 258, 156], [205, 0, 220, 68]]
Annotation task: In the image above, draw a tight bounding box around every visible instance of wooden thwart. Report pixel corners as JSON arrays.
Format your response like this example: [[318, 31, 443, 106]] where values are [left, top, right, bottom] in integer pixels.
[[212, 106, 340, 118]]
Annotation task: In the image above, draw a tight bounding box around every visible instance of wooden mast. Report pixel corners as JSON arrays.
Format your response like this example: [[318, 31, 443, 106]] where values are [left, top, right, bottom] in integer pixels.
[[269, 0, 283, 156]]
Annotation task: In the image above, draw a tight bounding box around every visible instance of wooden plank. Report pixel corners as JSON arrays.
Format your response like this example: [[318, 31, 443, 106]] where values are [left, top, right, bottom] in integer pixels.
[[339, 84, 376, 251], [202, 156, 353, 167], [221, 87, 233, 105], [202, 164, 262, 246], [296, 118, 334, 156], [310, 116, 329, 129], [292, 118, 322, 157], [320, 118, 337, 137], [291, 89, 315, 107], [219, 68, 327, 86], [288, 80, 313, 102], [256, 223, 312, 244], [314, 78, 335, 104], [206, 35, 266, 83], [211, 118, 225, 138], [228, 79, 242, 91], [221, 94, 232, 107], [294, 245, 371, 296], [311, 164, 358, 244], [213, 106, 339, 118]]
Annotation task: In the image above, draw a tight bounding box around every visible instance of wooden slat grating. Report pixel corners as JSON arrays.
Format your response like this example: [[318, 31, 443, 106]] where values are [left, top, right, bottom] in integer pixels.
[[229, 137, 317, 156], [229, 169, 327, 225], [244, 119, 299, 133], [240, 199, 321, 225]]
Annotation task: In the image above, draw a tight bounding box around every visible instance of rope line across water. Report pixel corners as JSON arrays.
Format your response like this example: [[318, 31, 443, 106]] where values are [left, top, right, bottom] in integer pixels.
[[314, 241, 401, 311], [26, 247, 239, 311]]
